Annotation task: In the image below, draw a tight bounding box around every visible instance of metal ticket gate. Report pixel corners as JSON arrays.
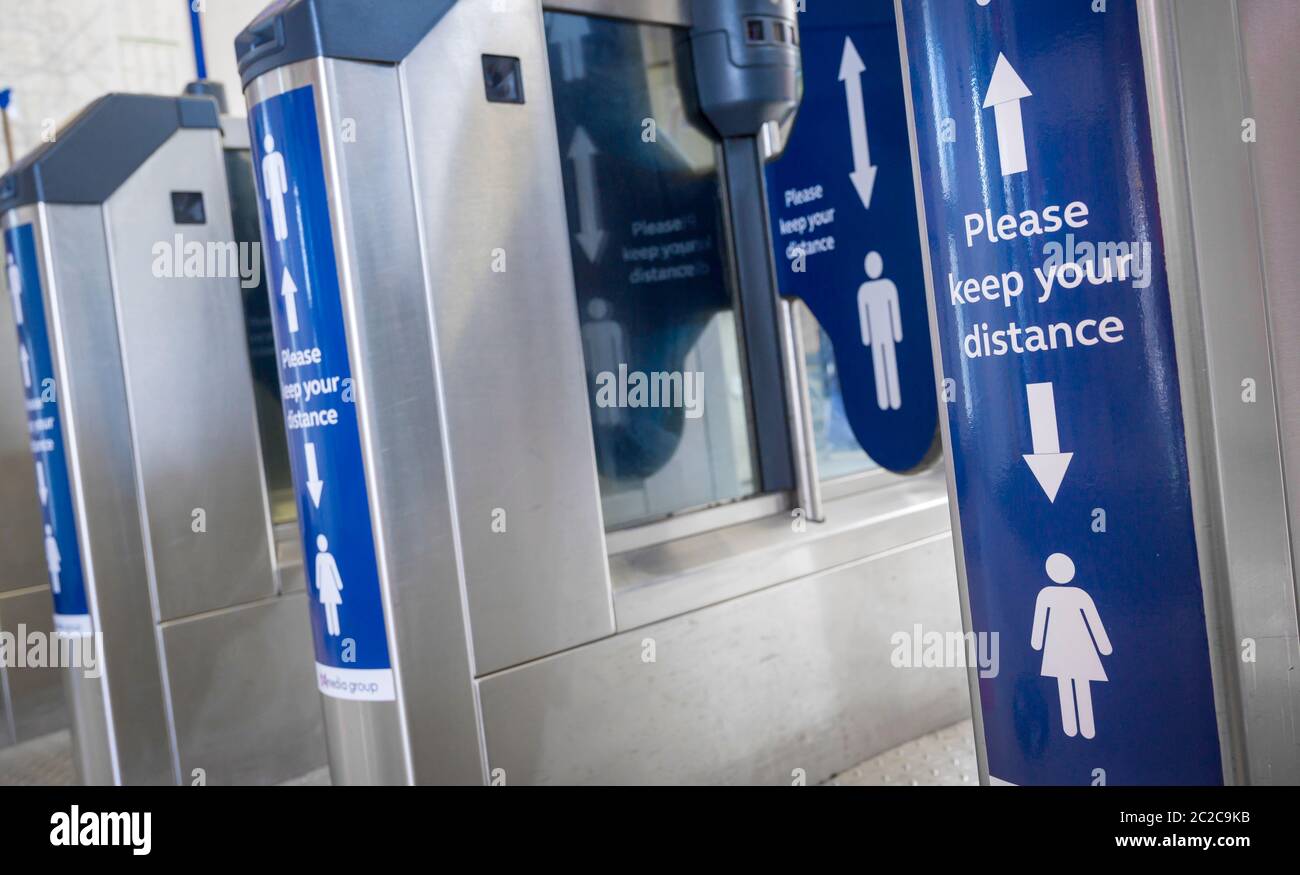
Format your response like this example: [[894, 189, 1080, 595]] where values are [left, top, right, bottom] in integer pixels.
[[0, 93, 326, 784], [898, 0, 1299, 785], [237, 0, 966, 785]]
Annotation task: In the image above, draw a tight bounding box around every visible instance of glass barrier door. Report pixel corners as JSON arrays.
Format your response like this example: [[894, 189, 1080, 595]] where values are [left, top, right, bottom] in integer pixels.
[[545, 12, 760, 530]]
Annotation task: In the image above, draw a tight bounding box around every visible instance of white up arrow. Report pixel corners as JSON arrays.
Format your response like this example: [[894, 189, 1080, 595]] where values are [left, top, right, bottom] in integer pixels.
[[568, 127, 606, 263], [36, 460, 48, 506], [281, 267, 300, 334], [839, 37, 878, 209], [19, 343, 31, 389], [982, 53, 1032, 177], [304, 441, 324, 508], [1023, 382, 1072, 502]]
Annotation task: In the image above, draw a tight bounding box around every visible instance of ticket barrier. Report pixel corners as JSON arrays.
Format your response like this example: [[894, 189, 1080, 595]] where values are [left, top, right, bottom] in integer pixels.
[[0, 92, 325, 784], [236, 0, 965, 784]]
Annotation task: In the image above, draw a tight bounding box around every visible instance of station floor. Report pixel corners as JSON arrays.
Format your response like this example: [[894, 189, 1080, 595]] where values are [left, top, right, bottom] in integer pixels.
[[0, 720, 977, 786]]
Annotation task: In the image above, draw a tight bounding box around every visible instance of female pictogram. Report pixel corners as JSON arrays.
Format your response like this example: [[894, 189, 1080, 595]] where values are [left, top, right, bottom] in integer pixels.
[[314, 534, 344, 637], [1030, 552, 1112, 739]]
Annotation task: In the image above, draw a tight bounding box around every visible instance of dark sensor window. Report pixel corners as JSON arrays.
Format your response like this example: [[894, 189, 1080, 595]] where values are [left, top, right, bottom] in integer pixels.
[[171, 191, 206, 225], [746, 19, 765, 42], [482, 55, 525, 104]]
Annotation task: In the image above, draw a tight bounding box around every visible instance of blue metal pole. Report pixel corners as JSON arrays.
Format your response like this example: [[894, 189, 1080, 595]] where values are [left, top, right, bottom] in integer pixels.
[[187, 1, 208, 81]]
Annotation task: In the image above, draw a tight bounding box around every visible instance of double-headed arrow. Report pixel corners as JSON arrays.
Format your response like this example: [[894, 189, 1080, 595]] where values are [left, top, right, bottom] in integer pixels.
[[568, 127, 605, 263], [1023, 382, 1072, 503], [983, 53, 1032, 177], [838, 37, 878, 210], [547, 14, 590, 83]]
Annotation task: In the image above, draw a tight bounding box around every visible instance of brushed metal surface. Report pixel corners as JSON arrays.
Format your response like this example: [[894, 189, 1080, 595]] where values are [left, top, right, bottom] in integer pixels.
[[480, 534, 968, 784], [6, 134, 327, 784], [399, 0, 615, 675], [103, 128, 278, 621], [1240, 0, 1300, 653], [1154, 0, 1300, 784], [0, 587, 67, 744], [274, 521, 306, 594], [246, 58, 487, 784], [158, 592, 325, 785], [612, 468, 949, 629], [36, 202, 173, 784], [319, 696, 410, 786]]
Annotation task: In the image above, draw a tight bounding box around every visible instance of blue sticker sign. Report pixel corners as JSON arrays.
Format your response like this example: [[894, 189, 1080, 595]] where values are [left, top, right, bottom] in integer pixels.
[[250, 85, 394, 701], [765, 0, 937, 473], [4, 224, 91, 638], [901, 0, 1221, 784]]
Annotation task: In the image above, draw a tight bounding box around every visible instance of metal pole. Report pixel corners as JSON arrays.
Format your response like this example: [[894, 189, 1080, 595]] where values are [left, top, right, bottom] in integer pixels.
[[778, 298, 824, 522], [0, 89, 14, 168], [187, 1, 208, 81]]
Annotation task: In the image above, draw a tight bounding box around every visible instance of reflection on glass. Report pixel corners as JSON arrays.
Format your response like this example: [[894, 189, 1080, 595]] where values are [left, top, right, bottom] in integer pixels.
[[225, 148, 296, 524], [546, 12, 757, 530], [800, 306, 877, 481]]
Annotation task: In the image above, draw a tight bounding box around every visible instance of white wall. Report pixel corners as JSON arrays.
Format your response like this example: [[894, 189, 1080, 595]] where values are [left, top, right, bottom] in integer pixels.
[[0, 0, 269, 165]]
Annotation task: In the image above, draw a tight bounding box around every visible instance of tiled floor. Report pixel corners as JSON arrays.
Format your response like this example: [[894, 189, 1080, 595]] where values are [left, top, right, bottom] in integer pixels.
[[821, 720, 978, 786], [0, 721, 979, 786], [0, 731, 333, 786], [0, 729, 74, 786]]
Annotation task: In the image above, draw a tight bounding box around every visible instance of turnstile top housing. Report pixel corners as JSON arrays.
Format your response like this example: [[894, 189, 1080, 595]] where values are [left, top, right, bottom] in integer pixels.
[[236, 0, 456, 87], [0, 94, 219, 213]]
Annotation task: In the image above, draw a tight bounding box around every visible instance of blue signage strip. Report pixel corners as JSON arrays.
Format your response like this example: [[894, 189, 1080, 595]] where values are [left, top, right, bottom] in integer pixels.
[[901, 0, 1221, 784], [4, 223, 91, 637], [765, 0, 938, 473], [250, 85, 394, 701]]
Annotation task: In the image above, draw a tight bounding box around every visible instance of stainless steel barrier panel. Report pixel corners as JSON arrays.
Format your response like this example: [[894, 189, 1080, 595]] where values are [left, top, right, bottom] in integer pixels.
[[238, 0, 968, 785], [897, 0, 1298, 785], [0, 93, 325, 784]]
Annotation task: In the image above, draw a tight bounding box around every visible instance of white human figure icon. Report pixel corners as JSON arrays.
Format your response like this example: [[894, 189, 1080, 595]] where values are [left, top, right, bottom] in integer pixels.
[[44, 524, 61, 595], [857, 251, 903, 411], [261, 133, 289, 243], [314, 533, 344, 637], [1030, 552, 1113, 740], [6, 252, 22, 326], [581, 297, 627, 426]]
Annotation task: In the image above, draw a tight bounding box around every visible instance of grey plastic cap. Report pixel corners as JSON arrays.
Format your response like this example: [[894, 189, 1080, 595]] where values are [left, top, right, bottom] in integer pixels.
[[0, 93, 221, 214], [236, 0, 458, 90], [689, 0, 801, 139]]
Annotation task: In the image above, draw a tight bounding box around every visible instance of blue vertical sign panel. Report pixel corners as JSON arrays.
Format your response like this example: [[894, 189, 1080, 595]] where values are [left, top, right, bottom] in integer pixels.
[[901, 0, 1221, 784], [4, 224, 91, 637], [250, 85, 394, 701], [765, 0, 937, 473]]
